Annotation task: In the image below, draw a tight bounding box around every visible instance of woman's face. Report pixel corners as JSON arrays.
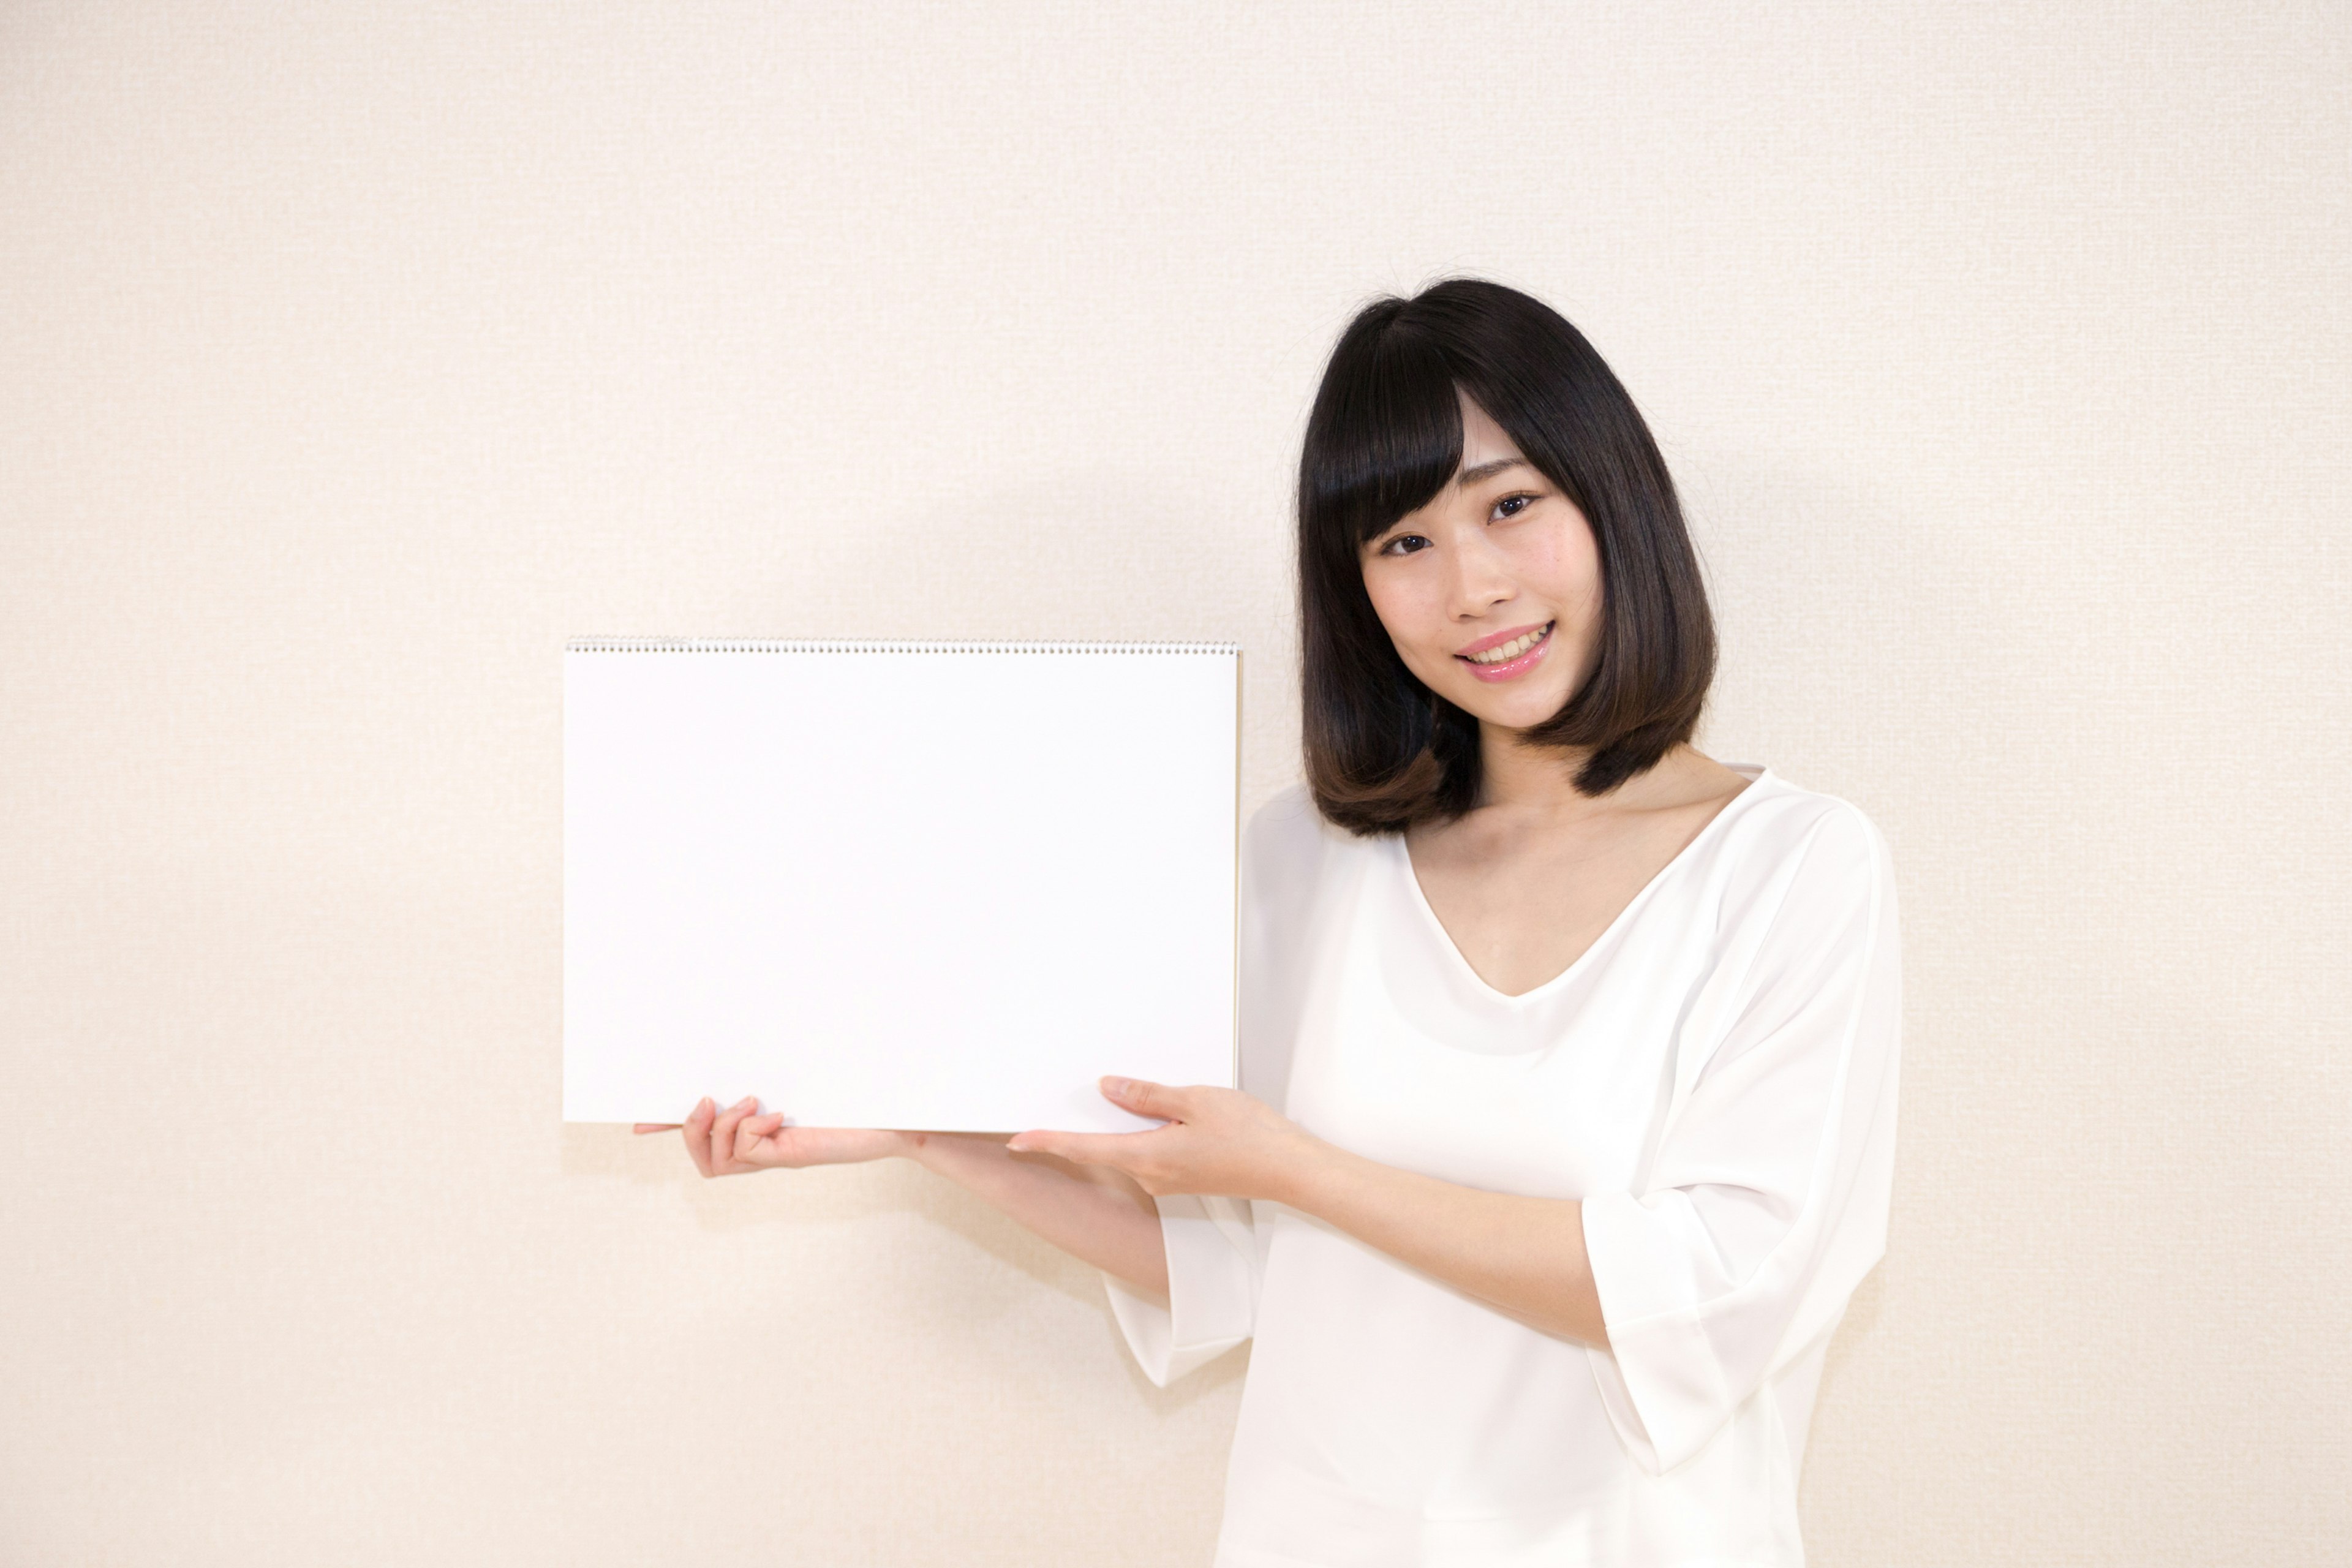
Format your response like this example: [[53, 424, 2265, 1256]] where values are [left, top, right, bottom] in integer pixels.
[[1359, 386, 1602, 734]]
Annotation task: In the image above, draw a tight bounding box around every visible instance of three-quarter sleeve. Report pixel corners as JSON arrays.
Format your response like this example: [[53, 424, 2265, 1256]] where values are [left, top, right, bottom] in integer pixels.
[[1580, 802, 1902, 1476], [1097, 785, 1330, 1387], [1102, 1193, 1261, 1387]]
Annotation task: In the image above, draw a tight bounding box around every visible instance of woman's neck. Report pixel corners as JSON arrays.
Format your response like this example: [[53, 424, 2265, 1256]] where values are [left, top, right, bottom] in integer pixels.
[[1471, 722, 1749, 832], [1477, 724, 1604, 818]]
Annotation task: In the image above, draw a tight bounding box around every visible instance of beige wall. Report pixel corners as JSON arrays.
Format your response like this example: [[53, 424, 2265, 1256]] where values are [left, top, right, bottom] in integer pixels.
[[3, 3, 2346, 1562]]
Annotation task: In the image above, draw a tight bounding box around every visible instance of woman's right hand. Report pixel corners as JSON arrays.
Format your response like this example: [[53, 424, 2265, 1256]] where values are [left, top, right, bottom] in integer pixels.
[[633, 1095, 918, 1177]]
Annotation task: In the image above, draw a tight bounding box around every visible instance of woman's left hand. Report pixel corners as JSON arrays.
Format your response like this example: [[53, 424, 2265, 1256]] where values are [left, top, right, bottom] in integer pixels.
[[1005, 1078, 1329, 1203]]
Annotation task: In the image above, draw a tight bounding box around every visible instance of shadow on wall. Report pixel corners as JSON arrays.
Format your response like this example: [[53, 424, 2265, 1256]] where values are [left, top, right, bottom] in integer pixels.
[[559, 1119, 1250, 1408]]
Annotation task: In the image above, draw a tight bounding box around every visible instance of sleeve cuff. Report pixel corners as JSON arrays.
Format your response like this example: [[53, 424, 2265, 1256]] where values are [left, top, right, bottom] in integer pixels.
[[1101, 1193, 1256, 1387], [1581, 1189, 1738, 1475]]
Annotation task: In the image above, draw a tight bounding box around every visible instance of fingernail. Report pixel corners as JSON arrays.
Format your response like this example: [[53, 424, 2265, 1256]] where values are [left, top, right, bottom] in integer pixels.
[[1006, 1138, 1029, 1153], [1103, 1077, 1130, 1094]]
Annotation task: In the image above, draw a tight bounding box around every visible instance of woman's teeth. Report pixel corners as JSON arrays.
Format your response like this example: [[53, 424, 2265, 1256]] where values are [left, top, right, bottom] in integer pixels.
[[1466, 624, 1551, 664]]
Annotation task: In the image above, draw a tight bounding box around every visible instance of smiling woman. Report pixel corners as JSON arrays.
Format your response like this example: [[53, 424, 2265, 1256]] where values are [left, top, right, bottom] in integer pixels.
[[1052, 282, 1899, 1564], [642, 277, 1901, 1568], [1300, 281, 1717, 828], [1359, 396, 1603, 712]]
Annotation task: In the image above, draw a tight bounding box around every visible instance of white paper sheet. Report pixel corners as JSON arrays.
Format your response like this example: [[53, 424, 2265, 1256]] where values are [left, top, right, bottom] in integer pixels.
[[562, 639, 1239, 1133]]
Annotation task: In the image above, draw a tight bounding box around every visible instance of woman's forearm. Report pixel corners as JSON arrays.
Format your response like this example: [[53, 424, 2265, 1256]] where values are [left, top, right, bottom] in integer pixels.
[[909, 1133, 1171, 1302], [1282, 1140, 1608, 1348], [990, 1079, 1605, 1344]]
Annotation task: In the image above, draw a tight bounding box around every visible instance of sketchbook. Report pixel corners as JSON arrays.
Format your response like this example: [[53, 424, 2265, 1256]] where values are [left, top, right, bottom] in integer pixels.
[[562, 639, 1240, 1134]]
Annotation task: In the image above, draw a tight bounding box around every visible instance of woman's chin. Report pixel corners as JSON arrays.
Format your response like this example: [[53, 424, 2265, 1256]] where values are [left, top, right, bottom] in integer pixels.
[[1449, 681, 1575, 733]]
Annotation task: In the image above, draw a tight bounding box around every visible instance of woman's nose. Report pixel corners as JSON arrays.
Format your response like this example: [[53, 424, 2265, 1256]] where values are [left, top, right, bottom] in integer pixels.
[[1444, 533, 1515, 617]]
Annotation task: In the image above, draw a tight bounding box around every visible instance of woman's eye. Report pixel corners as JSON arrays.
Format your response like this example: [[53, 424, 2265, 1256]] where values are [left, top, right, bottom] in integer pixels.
[[1493, 493, 1535, 521], [1380, 534, 1432, 556]]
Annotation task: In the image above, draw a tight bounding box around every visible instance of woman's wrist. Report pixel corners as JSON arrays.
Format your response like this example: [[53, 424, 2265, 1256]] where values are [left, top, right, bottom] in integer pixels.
[[1267, 1126, 1349, 1211], [904, 1128, 1006, 1175]]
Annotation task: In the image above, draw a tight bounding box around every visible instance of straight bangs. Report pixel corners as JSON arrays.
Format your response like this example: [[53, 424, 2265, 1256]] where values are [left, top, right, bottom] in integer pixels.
[[1295, 278, 1717, 836], [1294, 302, 1486, 832], [1303, 314, 1465, 551]]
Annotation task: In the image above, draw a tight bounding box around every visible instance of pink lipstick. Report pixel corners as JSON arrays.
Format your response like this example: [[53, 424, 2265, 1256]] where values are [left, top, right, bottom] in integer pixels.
[[1455, 620, 1555, 683]]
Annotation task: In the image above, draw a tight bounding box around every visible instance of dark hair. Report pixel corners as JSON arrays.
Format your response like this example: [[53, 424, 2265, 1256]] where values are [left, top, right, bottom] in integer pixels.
[[1297, 277, 1716, 836]]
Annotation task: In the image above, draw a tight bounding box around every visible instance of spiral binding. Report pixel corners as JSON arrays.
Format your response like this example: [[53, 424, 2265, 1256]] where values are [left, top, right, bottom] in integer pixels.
[[566, 638, 1240, 655]]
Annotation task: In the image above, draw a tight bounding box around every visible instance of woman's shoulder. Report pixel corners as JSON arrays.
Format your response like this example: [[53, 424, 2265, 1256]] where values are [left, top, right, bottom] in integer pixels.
[[1722, 765, 1883, 842], [1242, 780, 1355, 876], [1708, 764, 1897, 914], [1238, 780, 1377, 916], [1242, 780, 1354, 846]]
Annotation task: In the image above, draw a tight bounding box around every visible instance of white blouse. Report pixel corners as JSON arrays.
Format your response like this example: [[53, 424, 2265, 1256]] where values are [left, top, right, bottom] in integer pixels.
[[1101, 763, 1902, 1567]]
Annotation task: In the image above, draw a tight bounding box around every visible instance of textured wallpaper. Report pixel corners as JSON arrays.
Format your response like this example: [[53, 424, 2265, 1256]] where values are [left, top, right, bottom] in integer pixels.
[[1, 3, 2345, 1563]]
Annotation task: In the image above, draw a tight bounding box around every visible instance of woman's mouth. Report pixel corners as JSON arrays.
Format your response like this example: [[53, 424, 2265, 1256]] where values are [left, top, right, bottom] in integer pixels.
[[1456, 621, 1555, 683]]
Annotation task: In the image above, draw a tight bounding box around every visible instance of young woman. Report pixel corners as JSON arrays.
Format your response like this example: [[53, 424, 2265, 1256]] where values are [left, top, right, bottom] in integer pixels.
[[639, 278, 1902, 1566]]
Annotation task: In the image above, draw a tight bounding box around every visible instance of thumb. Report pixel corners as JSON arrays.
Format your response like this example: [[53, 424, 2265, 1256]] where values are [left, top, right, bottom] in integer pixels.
[[1101, 1076, 1182, 1118]]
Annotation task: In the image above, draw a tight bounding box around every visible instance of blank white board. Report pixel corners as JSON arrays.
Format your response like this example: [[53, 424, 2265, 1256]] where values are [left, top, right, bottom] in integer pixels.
[[563, 639, 1239, 1133]]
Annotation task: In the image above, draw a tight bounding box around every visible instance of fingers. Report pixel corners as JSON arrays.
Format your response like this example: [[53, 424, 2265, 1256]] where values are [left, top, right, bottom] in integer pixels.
[[736, 1110, 787, 1165], [709, 1096, 758, 1174], [1100, 1076, 1183, 1121], [1006, 1079, 1187, 1163], [683, 1096, 717, 1177], [1008, 1130, 1115, 1164], [669, 1097, 797, 1174]]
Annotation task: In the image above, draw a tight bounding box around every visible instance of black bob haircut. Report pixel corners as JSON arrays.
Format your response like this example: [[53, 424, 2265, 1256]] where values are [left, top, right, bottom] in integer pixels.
[[1297, 277, 1717, 837]]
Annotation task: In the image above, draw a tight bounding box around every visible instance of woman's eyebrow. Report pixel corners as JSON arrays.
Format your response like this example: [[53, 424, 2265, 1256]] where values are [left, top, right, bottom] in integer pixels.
[[1453, 457, 1528, 487]]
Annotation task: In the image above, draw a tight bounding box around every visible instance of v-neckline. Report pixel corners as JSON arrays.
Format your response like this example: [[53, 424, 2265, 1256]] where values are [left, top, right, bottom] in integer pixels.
[[1392, 764, 1772, 1005]]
